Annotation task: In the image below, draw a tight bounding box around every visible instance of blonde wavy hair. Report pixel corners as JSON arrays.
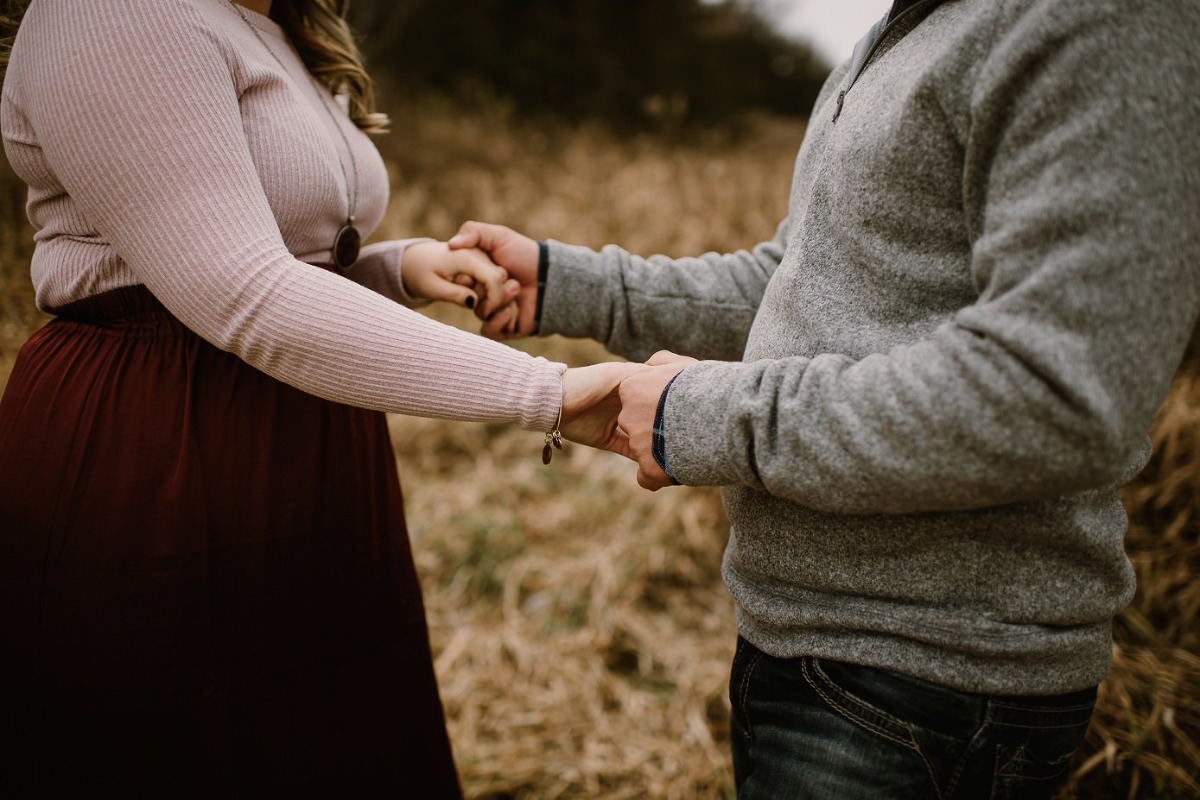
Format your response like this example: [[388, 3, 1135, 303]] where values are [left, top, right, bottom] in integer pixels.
[[1, 0, 388, 135], [270, 0, 389, 134]]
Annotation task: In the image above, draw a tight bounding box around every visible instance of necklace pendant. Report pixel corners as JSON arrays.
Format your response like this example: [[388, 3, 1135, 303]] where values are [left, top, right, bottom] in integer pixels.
[[333, 223, 361, 269]]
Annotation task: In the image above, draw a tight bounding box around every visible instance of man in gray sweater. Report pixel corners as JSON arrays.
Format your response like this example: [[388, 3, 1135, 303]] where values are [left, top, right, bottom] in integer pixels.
[[449, 0, 1199, 796]]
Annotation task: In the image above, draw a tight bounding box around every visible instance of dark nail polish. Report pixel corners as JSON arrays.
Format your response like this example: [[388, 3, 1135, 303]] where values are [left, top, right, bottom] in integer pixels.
[[465, 295, 476, 310]]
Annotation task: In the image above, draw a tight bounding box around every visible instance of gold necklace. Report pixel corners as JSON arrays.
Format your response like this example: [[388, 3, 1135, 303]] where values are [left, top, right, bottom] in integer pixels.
[[226, 1, 362, 269]]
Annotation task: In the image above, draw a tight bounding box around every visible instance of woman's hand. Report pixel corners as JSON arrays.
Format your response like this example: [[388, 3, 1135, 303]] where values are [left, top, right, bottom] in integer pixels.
[[402, 241, 520, 323], [559, 362, 648, 460]]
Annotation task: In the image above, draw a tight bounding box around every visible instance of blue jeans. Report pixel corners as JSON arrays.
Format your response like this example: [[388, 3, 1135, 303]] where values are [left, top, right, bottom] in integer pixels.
[[729, 637, 1096, 799]]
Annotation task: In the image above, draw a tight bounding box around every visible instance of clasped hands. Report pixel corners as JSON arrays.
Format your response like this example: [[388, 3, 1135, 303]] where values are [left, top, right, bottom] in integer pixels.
[[402, 226, 693, 491], [556, 352, 695, 491]]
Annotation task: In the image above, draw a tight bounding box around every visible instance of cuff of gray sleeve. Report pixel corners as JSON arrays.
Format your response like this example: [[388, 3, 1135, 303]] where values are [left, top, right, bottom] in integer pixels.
[[540, 240, 611, 340], [659, 359, 767, 488], [652, 373, 681, 484], [534, 242, 548, 334]]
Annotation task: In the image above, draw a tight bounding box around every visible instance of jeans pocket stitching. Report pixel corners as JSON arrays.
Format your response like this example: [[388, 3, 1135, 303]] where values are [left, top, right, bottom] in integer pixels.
[[735, 649, 765, 742], [997, 744, 1074, 782], [800, 658, 916, 751], [801, 659, 946, 798]]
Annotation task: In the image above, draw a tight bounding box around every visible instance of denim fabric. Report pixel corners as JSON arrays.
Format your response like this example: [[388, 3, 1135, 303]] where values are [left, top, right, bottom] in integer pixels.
[[729, 638, 1095, 799]]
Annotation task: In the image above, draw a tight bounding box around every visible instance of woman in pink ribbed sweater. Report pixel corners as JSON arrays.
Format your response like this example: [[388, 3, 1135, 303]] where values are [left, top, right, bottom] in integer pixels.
[[0, 1, 635, 795]]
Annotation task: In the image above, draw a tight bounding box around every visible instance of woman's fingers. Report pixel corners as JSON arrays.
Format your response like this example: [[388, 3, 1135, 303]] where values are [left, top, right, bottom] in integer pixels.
[[443, 250, 501, 314]]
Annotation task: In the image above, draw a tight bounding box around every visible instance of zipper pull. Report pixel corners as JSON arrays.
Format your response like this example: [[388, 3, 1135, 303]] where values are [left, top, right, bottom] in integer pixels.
[[832, 89, 847, 122]]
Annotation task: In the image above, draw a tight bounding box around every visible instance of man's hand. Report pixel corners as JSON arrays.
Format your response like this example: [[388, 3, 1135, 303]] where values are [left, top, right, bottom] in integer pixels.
[[402, 241, 518, 317], [559, 362, 647, 460], [448, 221, 540, 339], [618, 351, 698, 491]]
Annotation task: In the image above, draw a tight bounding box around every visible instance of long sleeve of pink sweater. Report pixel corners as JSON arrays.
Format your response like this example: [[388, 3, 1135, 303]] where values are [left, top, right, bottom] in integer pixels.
[[0, 0, 565, 431]]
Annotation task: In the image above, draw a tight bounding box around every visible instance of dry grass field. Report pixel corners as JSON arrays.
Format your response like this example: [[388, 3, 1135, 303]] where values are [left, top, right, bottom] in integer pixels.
[[2, 102, 1197, 798]]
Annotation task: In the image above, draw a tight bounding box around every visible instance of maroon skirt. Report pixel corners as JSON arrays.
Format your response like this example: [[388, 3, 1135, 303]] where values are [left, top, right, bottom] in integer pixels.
[[0, 284, 461, 798]]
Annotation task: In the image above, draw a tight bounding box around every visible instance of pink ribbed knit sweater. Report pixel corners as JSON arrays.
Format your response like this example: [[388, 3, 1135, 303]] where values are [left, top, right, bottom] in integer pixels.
[[0, 0, 565, 430]]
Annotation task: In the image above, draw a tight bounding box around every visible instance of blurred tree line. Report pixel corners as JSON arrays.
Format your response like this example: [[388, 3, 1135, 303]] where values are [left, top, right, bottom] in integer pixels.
[[347, 0, 831, 129]]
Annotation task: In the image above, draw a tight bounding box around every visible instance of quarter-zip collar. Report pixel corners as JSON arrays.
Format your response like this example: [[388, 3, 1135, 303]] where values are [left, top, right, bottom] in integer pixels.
[[889, 0, 927, 23], [832, 0, 948, 122]]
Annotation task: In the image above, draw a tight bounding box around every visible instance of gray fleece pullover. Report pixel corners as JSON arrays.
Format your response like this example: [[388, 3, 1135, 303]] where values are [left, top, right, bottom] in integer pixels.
[[540, 0, 1200, 695]]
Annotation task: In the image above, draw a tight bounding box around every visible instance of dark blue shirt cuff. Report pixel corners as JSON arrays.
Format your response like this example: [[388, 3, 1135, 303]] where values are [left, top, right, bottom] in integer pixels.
[[534, 241, 549, 335], [652, 374, 682, 485]]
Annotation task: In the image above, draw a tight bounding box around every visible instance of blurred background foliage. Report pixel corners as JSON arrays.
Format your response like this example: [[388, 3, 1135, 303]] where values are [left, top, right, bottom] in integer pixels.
[[347, 0, 830, 131]]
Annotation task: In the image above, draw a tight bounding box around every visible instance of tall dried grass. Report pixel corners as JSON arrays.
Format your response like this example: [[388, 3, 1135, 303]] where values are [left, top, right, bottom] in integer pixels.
[[1, 102, 1196, 798], [372, 100, 797, 799], [0, 155, 44, 391], [1061, 348, 1200, 799]]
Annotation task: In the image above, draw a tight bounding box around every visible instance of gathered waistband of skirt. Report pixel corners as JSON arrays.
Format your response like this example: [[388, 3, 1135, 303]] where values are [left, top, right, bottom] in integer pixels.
[[48, 264, 339, 325], [49, 285, 168, 324]]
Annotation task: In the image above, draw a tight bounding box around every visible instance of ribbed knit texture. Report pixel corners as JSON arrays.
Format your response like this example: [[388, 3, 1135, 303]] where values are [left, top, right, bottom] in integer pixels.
[[540, 0, 1200, 694], [1, 0, 564, 431]]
